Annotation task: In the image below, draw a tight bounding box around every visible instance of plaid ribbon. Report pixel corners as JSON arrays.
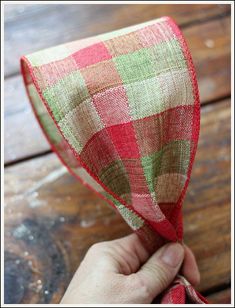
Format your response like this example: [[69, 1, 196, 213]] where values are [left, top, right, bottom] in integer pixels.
[[21, 16, 207, 304]]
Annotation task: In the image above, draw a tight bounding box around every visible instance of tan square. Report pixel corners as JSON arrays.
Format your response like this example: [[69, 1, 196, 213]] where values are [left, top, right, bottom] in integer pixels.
[[155, 173, 187, 203], [58, 97, 104, 152], [81, 60, 122, 96], [104, 32, 143, 57]]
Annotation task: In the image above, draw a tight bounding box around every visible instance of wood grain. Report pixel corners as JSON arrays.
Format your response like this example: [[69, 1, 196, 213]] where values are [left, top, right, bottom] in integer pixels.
[[4, 15, 231, 165], [184, 16, 231, 104], [4, 3, 230, 77], [4, 3, 231, 303], [207, 288, 231, 304], [4, 99, 231, 304], [4, 75, 49, 164]]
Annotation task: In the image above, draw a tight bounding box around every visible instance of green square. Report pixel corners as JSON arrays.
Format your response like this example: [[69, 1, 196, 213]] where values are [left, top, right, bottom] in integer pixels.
[[150, 38, 187, 74], [124, 77, 162, 120], [59, 123, 83, 154], [102, 192, 144, 230], [141, 140, 191, 193], [43, 70, 90, 122], [28, 83, 63, 146], [117, 205, 144, 230], [113, 48, 156, 84], [99, 160, 131, 203]]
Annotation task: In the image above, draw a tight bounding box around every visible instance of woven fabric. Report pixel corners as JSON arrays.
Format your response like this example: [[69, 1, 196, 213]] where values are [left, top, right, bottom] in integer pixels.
[[21, 16, 207, 304]]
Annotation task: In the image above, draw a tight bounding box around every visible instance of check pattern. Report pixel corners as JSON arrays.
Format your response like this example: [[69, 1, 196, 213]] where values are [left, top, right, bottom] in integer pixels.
[[21, 17, 207, 303]]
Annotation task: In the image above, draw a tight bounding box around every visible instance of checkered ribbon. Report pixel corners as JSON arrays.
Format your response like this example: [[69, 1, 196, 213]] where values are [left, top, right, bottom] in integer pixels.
[[21, 17, 207, 304]]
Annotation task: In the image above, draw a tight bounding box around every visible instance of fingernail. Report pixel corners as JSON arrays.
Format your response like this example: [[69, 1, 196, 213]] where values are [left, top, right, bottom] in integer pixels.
[[160, 243, 184, 267]]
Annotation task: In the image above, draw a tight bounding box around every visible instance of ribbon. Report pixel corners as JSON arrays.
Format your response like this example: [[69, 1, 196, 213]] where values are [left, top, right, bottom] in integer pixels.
[[21, 16, 207, 304]]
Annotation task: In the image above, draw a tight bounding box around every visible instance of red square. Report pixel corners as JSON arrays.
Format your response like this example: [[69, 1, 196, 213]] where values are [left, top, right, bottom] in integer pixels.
[[107, 122, 140, 159], [72, 42, 112, 69], [123, 159, 149, 194], [92, 85, 131, 127], [133, 106, 193, 156], [131, 193, 157, 222], [33, 56, 77, 90]]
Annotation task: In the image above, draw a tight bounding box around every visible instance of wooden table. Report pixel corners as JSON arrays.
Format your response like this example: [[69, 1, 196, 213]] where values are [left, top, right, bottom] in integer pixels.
[[4, 4, 231, 304]]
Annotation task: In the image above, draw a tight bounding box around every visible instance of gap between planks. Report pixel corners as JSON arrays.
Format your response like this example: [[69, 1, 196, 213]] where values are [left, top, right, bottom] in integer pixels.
[[179, 8, 230, 29], [4, 3, 231, 78]]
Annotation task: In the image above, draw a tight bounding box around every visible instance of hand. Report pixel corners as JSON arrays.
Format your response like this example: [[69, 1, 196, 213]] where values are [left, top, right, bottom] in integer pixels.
[[60, 233, 200, 304]]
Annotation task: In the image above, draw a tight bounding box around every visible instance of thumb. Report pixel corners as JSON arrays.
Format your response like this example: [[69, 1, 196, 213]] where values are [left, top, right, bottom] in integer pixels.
[[135, 243, 184, 300]]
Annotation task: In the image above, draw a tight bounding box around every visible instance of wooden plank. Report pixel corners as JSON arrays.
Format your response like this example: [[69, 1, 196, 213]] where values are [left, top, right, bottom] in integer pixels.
[[206, 288, 231, 304], [184, 100, 231, 293], [4, 75, 49, 164], [184, 16, 231, 104], [4, 15, 231, 165], [4, 3, 230, 77], [4, 99, 231, 304]]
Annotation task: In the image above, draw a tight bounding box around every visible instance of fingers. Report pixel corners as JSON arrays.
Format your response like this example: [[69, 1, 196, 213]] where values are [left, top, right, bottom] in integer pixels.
[[132, 243, 184, 301], [87, 234, 200, 289], [114, 237, 200, 286], [111, 233, 150, 263], [182, 245, 200, 286], [86, 234, 150, 275], [108, 233, 150, 274]]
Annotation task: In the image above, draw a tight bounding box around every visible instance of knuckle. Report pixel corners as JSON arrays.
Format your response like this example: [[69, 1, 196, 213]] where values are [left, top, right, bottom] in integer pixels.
[[88, 242, 105, 254], [128, 274, 153, 301]]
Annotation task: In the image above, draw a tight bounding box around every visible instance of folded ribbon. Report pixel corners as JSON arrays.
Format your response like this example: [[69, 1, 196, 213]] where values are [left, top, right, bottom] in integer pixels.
[[21, 16, 207, 304]]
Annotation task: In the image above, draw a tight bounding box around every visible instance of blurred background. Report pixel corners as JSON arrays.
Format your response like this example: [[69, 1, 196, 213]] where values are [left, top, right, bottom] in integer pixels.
[[4, 3, 231, 304]]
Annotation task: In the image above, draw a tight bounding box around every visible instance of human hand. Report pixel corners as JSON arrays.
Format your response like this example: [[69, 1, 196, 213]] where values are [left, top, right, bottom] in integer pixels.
[[60, 233, 200, 304]]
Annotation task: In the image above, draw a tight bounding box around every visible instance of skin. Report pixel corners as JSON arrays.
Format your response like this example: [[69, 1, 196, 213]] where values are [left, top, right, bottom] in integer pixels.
[[61, 233, 200, 304]]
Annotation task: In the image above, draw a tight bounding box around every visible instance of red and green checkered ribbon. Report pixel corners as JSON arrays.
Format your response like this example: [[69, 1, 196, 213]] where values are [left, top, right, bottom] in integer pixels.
[[21, 16, 207, 304]]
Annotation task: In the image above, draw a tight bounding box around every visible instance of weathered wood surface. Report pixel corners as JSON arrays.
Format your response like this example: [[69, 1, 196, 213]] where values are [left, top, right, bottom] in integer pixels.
[[4, 14, 231, 165], [207, 288, 231, 304], [4, 3, 230, 77], [4, 3, 231, 304], [4, 99, 231, 304], [185, 16, 231, 103], [4, 75, 50, 164]]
